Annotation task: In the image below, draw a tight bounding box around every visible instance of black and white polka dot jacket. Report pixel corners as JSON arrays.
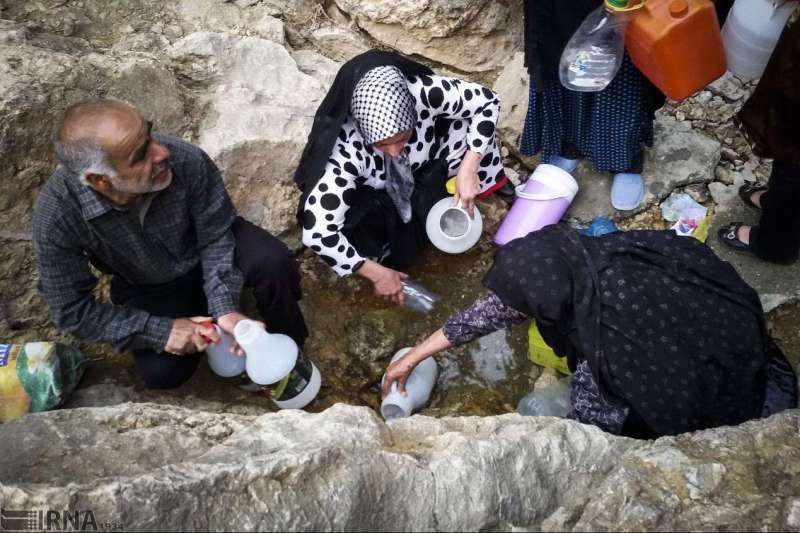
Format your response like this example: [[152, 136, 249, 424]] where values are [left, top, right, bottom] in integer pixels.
[[301, 73, 503, 276]]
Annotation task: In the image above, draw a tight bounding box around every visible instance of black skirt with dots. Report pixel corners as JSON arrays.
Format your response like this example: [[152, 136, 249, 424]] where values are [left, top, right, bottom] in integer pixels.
[[520, 55, 664, 174]]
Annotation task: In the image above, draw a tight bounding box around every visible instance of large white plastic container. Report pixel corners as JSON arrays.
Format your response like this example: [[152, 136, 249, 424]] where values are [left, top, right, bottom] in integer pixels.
[[205, 324, 246, 378], [380, 348, 438, 421], [234, 319, 298, 385], [722, 0, 795, 80]]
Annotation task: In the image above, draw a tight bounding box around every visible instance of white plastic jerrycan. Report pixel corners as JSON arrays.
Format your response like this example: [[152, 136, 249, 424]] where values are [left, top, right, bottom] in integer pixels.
[[722, 0, 795, 80], [380, 347, 438, 421], [234, 319, 298, 385]]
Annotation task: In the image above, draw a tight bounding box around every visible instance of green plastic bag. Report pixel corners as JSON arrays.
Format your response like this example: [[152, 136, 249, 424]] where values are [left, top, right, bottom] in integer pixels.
[[0, 342, 88, 422]]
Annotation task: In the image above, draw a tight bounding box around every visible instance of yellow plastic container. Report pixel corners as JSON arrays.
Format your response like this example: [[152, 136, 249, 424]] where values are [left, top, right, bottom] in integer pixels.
[[528, 322, 571, 375], [446, 177, 456, 195]]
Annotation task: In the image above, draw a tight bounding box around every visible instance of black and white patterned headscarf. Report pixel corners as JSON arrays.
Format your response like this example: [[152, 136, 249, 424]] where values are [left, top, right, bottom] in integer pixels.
[[352, 66, 418, 223], [351, 66, 416, 145]]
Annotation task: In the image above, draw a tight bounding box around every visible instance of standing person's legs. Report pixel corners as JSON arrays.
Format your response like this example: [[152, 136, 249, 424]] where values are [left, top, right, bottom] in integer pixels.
[[750, 161, 800, 264], [232, 217, 309, 347], [111, 268, 207, 389]]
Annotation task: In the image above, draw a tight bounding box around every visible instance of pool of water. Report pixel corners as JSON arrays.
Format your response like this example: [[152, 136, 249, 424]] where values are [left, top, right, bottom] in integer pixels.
[[296, 216, 539, 417]]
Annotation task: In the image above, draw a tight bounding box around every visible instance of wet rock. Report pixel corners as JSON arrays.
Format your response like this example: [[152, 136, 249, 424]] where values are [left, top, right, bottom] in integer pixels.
[[1, 403, 798, 531], [169, 32, 328, 236], [344, 311, 408, 363], [331, 0, 523, 72], [493, 52, 528, 159]]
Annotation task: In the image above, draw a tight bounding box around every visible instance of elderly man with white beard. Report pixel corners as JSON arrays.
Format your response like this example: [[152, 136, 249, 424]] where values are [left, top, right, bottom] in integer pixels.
[[32, 99, 308, 389]]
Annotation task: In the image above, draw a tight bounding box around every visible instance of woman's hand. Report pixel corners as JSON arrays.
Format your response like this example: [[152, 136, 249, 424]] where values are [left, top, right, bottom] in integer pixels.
[[357, 260, 408, 305], [381, 353, 420, 398], [453, 150, 482, 217], [380, 329, 453, 398]]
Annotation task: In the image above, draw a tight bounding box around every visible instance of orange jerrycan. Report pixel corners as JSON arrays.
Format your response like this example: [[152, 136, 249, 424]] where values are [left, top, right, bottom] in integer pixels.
[[624, 0, 726, 100]]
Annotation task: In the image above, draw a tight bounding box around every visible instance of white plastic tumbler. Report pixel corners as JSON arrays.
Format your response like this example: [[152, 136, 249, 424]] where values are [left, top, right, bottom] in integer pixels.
[[234, 319, 298, 385], [380, 347, 438, 421]]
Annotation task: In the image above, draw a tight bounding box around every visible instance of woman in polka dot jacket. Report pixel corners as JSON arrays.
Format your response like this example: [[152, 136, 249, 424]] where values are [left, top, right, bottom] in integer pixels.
[[299, 61, 509, 304]]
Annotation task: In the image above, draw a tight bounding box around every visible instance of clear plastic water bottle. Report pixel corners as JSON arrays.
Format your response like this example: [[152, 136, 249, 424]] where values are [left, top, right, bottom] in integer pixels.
[[401, 280, 440, 314], [517, 376, 572, 417], [559, 0, 629, 92]]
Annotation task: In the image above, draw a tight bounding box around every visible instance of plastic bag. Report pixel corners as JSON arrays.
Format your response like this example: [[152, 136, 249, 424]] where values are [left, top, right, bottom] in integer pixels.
[[579, 217, 619, 237], [517, 377, 572, 418], [0, 342, 88, 422]]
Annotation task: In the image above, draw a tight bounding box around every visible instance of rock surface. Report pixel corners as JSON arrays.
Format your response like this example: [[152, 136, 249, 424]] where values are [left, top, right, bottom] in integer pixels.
[[492, 52, 528, 159], [566, 113, 721, 224], [1, 403, 799, 531], [168, 31, 329, 234], [332, 0, 523, 72]]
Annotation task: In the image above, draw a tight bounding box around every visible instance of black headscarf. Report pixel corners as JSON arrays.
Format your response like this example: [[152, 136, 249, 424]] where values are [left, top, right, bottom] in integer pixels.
[[293, 49, 433, 220], [484, 225, 770, 436], [523, 0, 601, 88]]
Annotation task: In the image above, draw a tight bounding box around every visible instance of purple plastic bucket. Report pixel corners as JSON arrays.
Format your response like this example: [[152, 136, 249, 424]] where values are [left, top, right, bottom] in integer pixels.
[[493, 164, 579, 246]]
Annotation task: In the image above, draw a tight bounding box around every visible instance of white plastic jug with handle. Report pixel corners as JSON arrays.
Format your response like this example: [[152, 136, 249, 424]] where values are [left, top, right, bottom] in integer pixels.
[[722, 0, 795, 80], [380, 348, 438, 421], [203, 324, 246, 378], [234, 319, 298, 385]]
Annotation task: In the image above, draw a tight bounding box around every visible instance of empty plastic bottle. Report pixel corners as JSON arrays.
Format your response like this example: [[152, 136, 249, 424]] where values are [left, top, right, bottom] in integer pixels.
[[517, 376, 572, 418], [559, 0, 629, 92], [401, 280, 440, 314], [380, 348, 438, 421]]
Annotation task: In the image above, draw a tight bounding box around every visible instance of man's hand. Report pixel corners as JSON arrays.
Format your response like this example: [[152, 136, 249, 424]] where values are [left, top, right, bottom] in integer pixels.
[[357, 260, 408, 305], [164, 316, 215, 355], [453, 150, 482, 217], [218, 311, 265, 356]]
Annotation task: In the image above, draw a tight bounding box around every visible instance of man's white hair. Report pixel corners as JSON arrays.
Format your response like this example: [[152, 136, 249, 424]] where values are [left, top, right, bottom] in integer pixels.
[[52, 133, 118, 185]]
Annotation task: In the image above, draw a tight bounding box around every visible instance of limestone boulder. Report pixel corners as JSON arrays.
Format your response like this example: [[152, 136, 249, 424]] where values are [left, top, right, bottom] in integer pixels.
[[305, 23, 371, 62], [331, 0, 523, 72], [168, 32, 332, 235], [1, 403, 798, 531], [492, 52, 528, 158]]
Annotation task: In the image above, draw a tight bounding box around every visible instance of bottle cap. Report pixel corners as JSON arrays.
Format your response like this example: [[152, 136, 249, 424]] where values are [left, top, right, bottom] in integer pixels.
[[606, 0, 629, 8], [669, 0, 689, 17]]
